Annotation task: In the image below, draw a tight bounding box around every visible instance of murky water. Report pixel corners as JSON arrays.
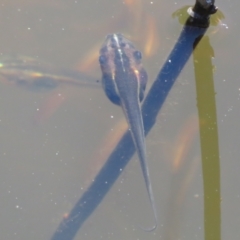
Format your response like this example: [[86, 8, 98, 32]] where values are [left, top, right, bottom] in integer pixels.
[[0, 0, 238, 239]]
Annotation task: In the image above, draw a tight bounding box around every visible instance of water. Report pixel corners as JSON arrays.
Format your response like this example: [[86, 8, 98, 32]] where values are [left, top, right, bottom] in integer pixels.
[[0, 0, 238, 239]]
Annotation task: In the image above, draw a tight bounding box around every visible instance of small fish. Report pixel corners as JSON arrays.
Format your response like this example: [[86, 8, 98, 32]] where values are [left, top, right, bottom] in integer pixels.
[[0, 55, 100, 91], [99, 33, 157, 231]]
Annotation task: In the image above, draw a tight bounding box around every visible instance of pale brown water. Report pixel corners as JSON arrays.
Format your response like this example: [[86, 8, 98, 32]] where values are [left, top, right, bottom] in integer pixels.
[[0, 1, 238, 240]]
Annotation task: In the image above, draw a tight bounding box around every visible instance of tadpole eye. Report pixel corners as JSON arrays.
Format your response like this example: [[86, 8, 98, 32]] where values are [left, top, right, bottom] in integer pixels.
[[110, 44, 116, 49], [134, 50, 142, 60], [99, 55, 107, 64]]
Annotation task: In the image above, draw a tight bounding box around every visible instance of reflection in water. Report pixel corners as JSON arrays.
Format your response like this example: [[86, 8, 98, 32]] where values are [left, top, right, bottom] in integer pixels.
[[164, 11, 222, 240], [0, 55, 101, 123], [163, 115, 200, 239], [0, 55, 101, 91], [193, 35, 221, 240], [171, 115, 199, 172]]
